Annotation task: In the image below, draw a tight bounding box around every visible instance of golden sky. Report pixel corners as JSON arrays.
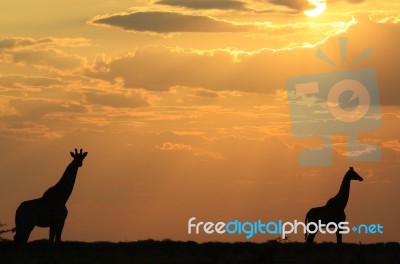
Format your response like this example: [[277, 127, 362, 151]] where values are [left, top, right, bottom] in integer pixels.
[[0, 0, 399, 243]]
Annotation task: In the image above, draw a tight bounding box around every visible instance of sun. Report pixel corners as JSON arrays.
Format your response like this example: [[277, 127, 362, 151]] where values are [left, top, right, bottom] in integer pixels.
[[304, 0, 327, 17]]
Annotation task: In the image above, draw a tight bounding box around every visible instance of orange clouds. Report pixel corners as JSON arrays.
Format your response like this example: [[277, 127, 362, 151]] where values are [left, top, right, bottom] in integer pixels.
[[158, 142, 193, 151], [0, 18, 397, 148], [83, 90, 149, 108], [0, 37, 88, 75], [9, 98, 86, 118]]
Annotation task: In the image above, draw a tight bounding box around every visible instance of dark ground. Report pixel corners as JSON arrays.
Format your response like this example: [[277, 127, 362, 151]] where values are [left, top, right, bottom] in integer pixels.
[[0, 239, 399, 264]]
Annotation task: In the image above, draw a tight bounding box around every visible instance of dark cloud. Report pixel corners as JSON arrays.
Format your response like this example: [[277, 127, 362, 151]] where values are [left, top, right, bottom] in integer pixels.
[[0, 37, 88, 50], [156, 0, 248, 10], [91, 11, 252, 33], [268, 0, 310, 12], [194, 89, 220, 98], [0, 37, 36, 50]]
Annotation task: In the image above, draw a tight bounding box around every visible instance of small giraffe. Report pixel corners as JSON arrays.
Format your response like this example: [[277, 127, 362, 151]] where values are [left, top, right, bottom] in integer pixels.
[[305, 167, 363, 245], [14, 149, 88, 246]]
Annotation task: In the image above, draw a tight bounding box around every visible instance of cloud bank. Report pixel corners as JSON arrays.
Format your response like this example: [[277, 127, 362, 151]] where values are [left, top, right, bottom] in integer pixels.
[[156, 0, 248, 10], [91, 11, 252, 33]]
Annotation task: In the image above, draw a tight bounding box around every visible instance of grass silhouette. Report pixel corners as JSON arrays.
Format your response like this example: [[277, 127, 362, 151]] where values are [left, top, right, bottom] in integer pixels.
[[1, 239, 399, 264]]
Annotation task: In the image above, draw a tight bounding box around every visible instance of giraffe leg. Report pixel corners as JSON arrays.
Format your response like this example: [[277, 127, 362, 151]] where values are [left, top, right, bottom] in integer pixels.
[[15, 200, 38, 246], [306, 232, 317, 264], [306, 232, 316, 244], [15, 217, 35, 246], [336, 231, 343, 264], [54, 219, 66, 244], [336, 231, 342, 244], [48, 220, 65, 248], [48, 207, 68, 245], [55, 208, 68, 244], [336, 213, 345, 263], [15, 224, 34, 246], [49, 225, 56, 245]]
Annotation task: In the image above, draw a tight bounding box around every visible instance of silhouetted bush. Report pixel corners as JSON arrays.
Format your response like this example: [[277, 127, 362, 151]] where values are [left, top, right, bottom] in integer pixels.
[[0, 223, 12, 241]]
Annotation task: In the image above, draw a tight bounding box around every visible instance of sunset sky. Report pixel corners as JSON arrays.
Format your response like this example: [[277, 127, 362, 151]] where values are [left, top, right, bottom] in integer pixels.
[[0, 0, 399, 244]]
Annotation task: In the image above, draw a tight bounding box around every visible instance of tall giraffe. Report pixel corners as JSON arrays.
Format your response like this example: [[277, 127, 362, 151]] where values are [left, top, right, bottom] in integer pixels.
[[305, 167, 363, 245], [14, 149, 88, 246]]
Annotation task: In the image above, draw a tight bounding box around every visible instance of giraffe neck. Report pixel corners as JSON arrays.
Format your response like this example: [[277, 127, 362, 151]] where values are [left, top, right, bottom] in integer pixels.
[[333, 177, 351, 209], [43, 161, 79, 205]]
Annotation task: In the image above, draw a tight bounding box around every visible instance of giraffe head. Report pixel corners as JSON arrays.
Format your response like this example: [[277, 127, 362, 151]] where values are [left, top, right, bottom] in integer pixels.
[[346, 167, 363, 181], [70, 148, 88, 167]]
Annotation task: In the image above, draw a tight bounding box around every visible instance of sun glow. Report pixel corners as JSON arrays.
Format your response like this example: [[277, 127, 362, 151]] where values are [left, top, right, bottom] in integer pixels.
[[304, 0, 327, 17]]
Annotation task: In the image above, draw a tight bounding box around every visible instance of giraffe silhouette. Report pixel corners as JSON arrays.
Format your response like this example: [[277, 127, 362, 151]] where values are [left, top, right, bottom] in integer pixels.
[[305, 167, 363, 245], [14, 148, 88, 246]]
